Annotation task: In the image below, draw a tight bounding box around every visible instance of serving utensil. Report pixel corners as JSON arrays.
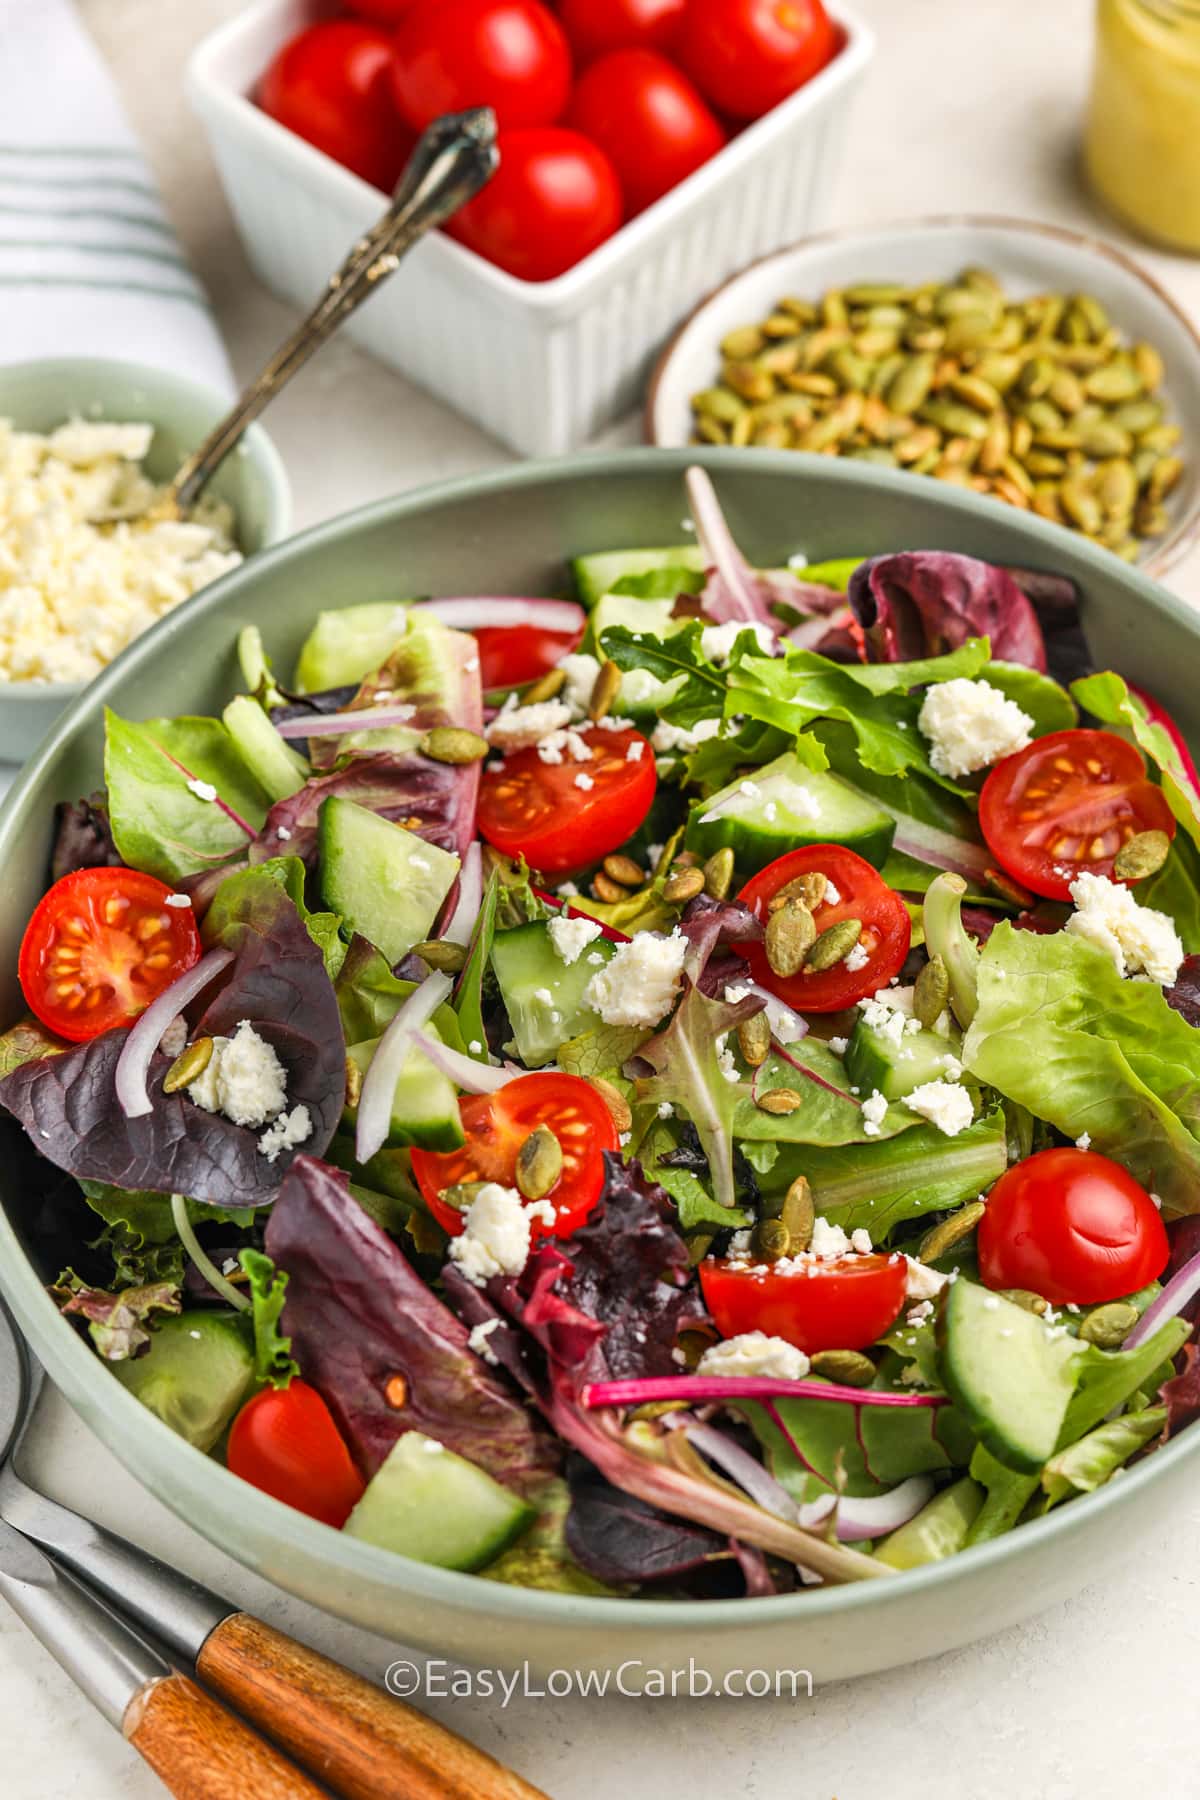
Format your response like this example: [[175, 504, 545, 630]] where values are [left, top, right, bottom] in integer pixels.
[[154, 106, 498, 522], [0, 1299, 548, 1800]]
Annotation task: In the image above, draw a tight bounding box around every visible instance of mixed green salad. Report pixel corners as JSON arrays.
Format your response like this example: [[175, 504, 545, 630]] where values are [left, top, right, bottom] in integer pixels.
[[6, 466, 1200, 1598]]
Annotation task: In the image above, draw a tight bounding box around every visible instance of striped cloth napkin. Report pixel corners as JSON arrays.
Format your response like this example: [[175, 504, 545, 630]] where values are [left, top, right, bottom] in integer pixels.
[[0, 0, 232, 392]]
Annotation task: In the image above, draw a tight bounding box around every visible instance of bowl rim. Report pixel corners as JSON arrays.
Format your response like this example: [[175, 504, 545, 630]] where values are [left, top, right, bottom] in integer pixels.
[[643, 212, 1200, 579], [187, 0, 874, 315], [0, 352, 292, 702], [4, 442, 1200, 1637]]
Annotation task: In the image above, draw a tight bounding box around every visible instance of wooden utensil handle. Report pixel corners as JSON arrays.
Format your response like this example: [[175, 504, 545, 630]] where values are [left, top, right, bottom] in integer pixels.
[[124, 1671, 330, 1800], [197, 1612, 550, 1800]]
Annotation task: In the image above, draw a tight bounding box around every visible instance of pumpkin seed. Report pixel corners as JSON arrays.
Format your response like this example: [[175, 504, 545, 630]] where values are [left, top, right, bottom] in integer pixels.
[[515, 1124, 563, 1200], [344, 1052, 362, 1110], [805, 916, 863, 972], [781, 1174, 815, 1250], [917, 1199, 987, 1263], [1113, 828, 1171, 880], [1084, 357, 1143, 403], [1094, 458, 1138, 517], [997, 1288, 1049, 1314], [764, 901, 816, 977], [592, 871, 628, 903], [917, 398, 989, 440], [522, 667, 566, 704], [1078, 419, 1133, 459], [588, 658, 622, 722], [663, 867, 706, 904], [752, 1218, 791, 1260], [811, 1349, 876, 1387], [1133, 341, 1165, 391], [723, 360, 775, 403], [1109, 399, 1161, 436], [1148, 454, 1183, 502], [1079, 1301, 1140, 1348], [720, 325, 765, 360], [413, 938, 468, 972], [757, 1087, 803, 1115], [693, 386, 746, 423], [737, 1010, 772, 1068], [163, 1036, 214, 1094], [602, 852, 644, 888], [590, 1076, 632, 1134], [421, 726, 488, 764], [441, 1180, 490, 1214], [703, 847, 735, 901], [886, 352, 937, 416], [694, 417, 727, 446], [913, 953, 950, 1029]]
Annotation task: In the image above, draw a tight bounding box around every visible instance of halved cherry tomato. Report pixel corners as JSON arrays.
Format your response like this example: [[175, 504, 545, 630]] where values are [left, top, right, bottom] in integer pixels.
[[736, 845, 911, 1014], [473, 622, 584, 690], [679, 0, 839, 122], [979, 728, 1176, 903], [411, 1072, 619, 1238], [977, 1146, 1169, 1306], [558, 0, 687, 66], [227, 1381, 365, 1528], [18, 868, 202, 1044], [477, 724, 655, 877], [390, 0, 573, 134], [566, 48, 726, 215], [700, 1253, 907, 1354], [258, 21, 414, 191]]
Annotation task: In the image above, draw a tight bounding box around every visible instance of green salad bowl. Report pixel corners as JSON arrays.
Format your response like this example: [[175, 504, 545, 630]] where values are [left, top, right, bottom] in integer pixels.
[[0, 447, 1197, 1684]]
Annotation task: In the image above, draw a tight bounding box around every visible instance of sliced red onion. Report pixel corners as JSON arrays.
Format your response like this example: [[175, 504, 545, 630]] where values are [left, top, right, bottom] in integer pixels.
[[443, 842, 482, 947], [890, 820, 994, 884], [797, 1475, 935, 1540], [356, 971, 453, 1164], [1122, 1247, 1200, 1350], [114, 948, 235, 1119], [679, 1419, 802, 1522], [685, 466, 762, 626], [584, 1375, 944, 1409], [409, 1027, 518, 1095], [786, 608, 853, 651], [274, 705, 420, 740], [411, 597, 586, 635]]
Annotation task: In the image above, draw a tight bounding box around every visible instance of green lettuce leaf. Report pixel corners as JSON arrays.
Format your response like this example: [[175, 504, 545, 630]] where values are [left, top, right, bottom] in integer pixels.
[[104, 710, 268, 884], [334, 938, 465, 1050], [556, 1021, 650, 1080], [963, 924, 1200, 1214], [599, 622, 726, 729], [741, 1386, 974, 1503], [1042, 1407, 1166, 1505], [238, 1247, 299, 1390], [0, 1015, 68, 1078], [1072, 669, 1200, 842], [204, 856, 345, 979], [1057, 1316, 1191, 1443], [639, 1124, 752, 1233], [732, 1041, 914, 1146], [610, 566, 705, 600], [985, 662, 1078, 736], [453, 869, 499, 1059], [963, 1444, 1040, 1544], [79, 1180, 254, 1241]]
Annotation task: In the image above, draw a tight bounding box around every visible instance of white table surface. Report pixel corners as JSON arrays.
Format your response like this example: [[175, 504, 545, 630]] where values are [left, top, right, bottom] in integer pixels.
[[6, 1, 1200, 1795]]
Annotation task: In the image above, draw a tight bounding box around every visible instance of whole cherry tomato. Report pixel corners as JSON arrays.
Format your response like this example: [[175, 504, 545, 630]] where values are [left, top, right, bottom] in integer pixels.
[[227, 1381, 366, 1528], [558, 0, 687, 65], [258, 21, 414, 191], [567, 49, 726, 214], [346, 0, 421, 20], [446, 126, 623, 280], [391, 0, 572, 133], [680, 0, 839, 121]]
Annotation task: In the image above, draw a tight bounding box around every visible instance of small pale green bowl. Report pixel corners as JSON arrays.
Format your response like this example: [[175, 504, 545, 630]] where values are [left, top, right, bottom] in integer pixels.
[[0, 356, 290, 764], [1, 447, 1199, 1684]]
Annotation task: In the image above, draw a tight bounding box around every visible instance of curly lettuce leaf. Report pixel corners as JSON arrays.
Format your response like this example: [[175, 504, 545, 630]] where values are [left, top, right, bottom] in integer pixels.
[[239, 1247, 299, 1390], [104, 710, 266, 885], [963, 924, 1200, 1215], [51, 1272, 181, 1361]]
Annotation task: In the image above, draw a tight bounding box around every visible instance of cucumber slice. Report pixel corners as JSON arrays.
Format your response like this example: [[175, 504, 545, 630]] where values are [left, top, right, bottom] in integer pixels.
[[874, 1477, 984, 1569], [844, 1017, 961, 1101], [939, 1281, 1081, 1473], [343, 1023, 465, 1151], [112, 1311, 254, 1452], [684, 751, 895, 873], [222, 696, 308, 803], [491, 920, 616, 1066], [571, 545, 705, 607], [343, 1431, 534, 1570], [318, 797, 459, 967], [294, 600, 411, 693]]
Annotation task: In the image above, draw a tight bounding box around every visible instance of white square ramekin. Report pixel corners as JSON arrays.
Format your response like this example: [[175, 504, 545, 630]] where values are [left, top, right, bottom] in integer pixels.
[[188, 0, 874, 457]]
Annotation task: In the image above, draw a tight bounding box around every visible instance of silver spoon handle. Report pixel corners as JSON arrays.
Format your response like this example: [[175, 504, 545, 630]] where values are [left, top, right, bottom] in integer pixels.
[[170, 106, 498, 515]]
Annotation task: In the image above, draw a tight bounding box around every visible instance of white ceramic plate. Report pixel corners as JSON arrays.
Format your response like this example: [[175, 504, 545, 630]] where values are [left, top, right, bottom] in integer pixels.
[[645, 216, 1200, 577]]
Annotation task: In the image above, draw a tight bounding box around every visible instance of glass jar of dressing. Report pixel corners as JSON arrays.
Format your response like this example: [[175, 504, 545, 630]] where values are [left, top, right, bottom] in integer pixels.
[[1086, 0, 1200, 252]]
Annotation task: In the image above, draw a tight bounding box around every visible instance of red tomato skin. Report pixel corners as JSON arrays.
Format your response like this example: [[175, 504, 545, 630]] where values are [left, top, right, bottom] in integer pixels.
[[737, 845, 911, 1013], [474, 623, 584, 690], [977, 1147, 1170, 1306], [446, 126, 623, 279], [567, 49, 726, 214], [411, 1073, 620, 1237], [700, 1254, 908, 1354], [391, 0, 573, 133], [558, 0, 687, 66], [346, 0, 421, 21], [19, 867, 202, 1044], [227, 1381, 366, 1528], [258, 21, 414, 191], [478, 724, 655, 875], [979, 728, 1176, 902], [680, 0, 839, 121]]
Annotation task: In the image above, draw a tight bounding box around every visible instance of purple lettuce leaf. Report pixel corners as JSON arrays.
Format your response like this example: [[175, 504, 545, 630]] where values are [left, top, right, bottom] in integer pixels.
[[263, 1155, 557, 1495], [0, 879, 344, 1207], [848, 553, 1047, 671], [676, 893, 763, 986], [51, 793, 123, 882], [250, 751, 480, 869], [563, 1458, 726, 1584], [1166, 955, 1200, 1029], [51, 1272, 181, 1361], [1159, 1341, 1200, 1439], [685, 466, 842, 633]]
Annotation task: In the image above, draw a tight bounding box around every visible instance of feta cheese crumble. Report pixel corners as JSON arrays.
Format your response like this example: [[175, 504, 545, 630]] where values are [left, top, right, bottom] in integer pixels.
[[468, 1317, 502, 1365], [905, 1079, 975, 1137], [860, 1089, 888, 1137], [810, 1216, 854, 1258], [448, 1183, 533, 1287], [486, 697, 572, 752], [843, 939, 870, 972], [574, 770, 595, 791], [547, 914, 604, 965], [1065, 871, 1184, 985], [584, 929, 687, 1028], [258, 1104, 313, 1164], [186, 778, 218, 804], [0, 418, 241, 686], [917, 678, 1033, 778], [650, 715, 722, 756], [904, 1257, 948, 1301], [558, 652, 602, 716], [187, 1021, 287, 1127], [697, 1331, 810, 1381]]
